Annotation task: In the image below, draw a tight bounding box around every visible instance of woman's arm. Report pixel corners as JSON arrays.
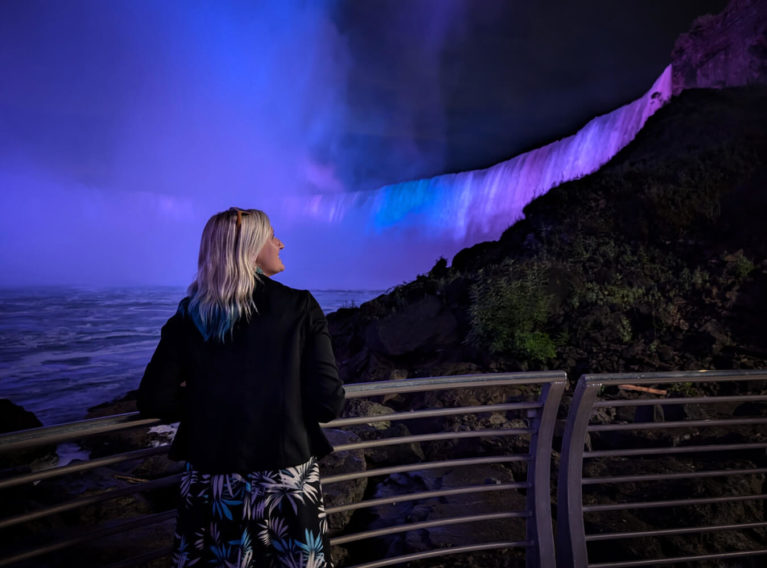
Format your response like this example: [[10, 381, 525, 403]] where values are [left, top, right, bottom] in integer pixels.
[[137, 315, 187, 422], [302, 293, 345, 423]]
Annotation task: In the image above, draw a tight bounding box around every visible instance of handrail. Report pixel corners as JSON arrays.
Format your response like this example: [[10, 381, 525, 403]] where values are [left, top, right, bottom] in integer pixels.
[[0, 371, 565, 568], [7, 369, 761, 567], [322, 455, 528, 484], [0, 413, 161, 453], [556, 370, 767, 568]]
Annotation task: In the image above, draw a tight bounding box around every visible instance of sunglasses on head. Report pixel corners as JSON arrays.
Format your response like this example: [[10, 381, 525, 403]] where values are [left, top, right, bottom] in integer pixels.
[[229, 207, 252, 229]]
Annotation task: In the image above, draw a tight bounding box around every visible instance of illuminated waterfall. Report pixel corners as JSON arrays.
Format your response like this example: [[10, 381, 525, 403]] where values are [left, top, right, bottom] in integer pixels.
[[297, 66, 671, 239], [282, 66, 672, 287]]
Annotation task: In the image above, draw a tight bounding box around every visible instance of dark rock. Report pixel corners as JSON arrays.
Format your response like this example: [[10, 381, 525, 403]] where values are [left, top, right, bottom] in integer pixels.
[[341, 399, 425, 467], [671, 0, 767, 94], [0, 399, 56, 473], [321, 428, 368, 534], [0, 399, 42, 433], [82, 390, 154, 458], [365, 295, 459, 357], [345, 463, 526, 567]]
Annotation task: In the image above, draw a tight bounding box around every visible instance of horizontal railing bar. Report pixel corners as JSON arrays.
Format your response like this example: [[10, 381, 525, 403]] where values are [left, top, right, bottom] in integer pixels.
[[0, 445, 169, 490], [588, 548, 767, 567], [594, 394, 767, 407], [326, 402, 540, 428], [332, 428, 531, 452], [343, 372, 566, 399], [0, 373, 561, 454], [330, 511, 526, 546], [0, 413, 161, 453], [587, 417, 767, 432], [583, 493, 767, 513], [0, 473, 182, 530], [326, 483, 529, 515], [582, 369, 767, 386], [582, 467, 767, 485], [584, 442, 767, 458], [322, 455, 528, 485], [0, 509, 176, 567], [586, 520, 767, 541], [345, 541, 531, 568]]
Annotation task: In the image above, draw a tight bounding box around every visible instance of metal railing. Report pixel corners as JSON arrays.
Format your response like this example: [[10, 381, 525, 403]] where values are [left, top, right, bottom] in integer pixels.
[[0, 371, 566, 568], [557, 369, 767, 568], [3, 369, 765, 567]]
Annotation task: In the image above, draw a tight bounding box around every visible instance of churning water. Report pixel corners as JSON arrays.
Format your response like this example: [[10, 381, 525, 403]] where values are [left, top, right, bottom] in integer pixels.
[[0, 286, 381, 426]]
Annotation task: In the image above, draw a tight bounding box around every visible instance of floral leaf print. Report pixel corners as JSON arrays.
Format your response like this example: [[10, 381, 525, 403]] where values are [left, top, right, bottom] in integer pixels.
[[319, 514, 328, 538], [257, 516, 290, 548], [296, 530, 327, 567], [318, 501, 328, 537], [242, 491, 254, 521], [225, 473, 243, 499], [249, 471, 279, 518], [297, 529, 325, 556], [210, 543, 232, 563], [193, 528, 205, 552], [271, 516, 290, 541], [251, 471, 279, 487], [210, 522, 222, 545], [273, 537, 301, 558], [257, 520, 272, 548], [264, 479, 306, 516], [213, 474, 225, 500], [280, 462, 320, 504], [172, 459, 329, 568], [212, 497, 242, 521], [239, 529, 253, 567], [172, 534, 201, 567], [180, 471, 194, 505]]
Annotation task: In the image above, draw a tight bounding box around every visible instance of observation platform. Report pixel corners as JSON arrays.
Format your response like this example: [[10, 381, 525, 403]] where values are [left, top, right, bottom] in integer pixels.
[[1, 369, 766, 567]]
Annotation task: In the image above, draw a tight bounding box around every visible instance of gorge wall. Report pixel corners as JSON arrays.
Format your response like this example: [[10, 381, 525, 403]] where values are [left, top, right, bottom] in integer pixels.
[[671, 0, 767, 94], [292, 67, 672, 270], [287, 0, 766, 286]]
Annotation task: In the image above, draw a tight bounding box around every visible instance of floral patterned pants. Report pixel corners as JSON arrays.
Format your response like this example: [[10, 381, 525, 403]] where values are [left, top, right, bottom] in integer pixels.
[[172, 457, 332, 568]]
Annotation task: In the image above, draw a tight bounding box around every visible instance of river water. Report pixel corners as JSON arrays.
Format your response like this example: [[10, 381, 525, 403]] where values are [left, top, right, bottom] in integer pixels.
[[0, 286, 381, 426]]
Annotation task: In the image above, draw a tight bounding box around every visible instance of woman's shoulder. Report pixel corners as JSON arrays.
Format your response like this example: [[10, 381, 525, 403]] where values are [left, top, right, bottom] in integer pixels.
[[259, 277, 315, 309], [261, 277, 312, 298]]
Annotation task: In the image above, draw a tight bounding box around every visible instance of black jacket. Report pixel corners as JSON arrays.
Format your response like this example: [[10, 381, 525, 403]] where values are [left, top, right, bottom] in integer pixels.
[[137, 276, 345, 473]]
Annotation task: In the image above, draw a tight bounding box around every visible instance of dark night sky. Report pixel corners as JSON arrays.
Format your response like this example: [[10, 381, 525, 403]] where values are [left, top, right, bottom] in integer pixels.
[[0, 0, 728, 289]]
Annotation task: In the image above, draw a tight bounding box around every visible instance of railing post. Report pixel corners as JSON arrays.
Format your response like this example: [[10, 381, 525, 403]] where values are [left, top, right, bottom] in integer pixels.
[[526, 376, 565, 568], [557, 376, 599, 568]]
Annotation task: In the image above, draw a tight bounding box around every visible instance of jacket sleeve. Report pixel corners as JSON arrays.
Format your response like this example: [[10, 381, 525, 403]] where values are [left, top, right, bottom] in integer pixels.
[[137, 315, 187, 423], [302, 292, 345, 423]]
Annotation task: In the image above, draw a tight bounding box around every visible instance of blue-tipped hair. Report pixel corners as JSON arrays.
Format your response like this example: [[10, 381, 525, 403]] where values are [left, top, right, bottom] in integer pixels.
[[185, 207, 272, 342]]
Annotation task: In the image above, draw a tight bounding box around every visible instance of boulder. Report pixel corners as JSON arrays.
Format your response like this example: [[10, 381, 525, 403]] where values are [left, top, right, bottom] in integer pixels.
[[0, 399, 56, 473], [321, 428, 368, 534], [345, 463, 527, 567]]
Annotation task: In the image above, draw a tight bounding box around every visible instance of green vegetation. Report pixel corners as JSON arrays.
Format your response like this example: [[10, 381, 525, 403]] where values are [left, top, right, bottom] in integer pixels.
[[468, 260, 558, 364], [328, 87, 767, 383]]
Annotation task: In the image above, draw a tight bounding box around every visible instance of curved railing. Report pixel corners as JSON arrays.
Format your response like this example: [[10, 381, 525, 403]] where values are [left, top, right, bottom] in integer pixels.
[[557, 369, 767, 568], [0, 371, 566, 568], [3, 369, 765, 567]]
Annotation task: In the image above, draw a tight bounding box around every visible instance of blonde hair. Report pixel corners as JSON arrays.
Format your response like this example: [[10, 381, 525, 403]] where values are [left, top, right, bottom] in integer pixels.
[[186, 207, 272, 342]]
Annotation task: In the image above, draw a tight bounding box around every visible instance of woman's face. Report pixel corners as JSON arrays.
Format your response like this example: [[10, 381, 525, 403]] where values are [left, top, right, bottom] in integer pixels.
[[256, 227, 285, 276]]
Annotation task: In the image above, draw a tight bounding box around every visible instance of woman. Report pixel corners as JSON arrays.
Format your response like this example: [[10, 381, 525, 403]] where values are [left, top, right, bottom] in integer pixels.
[[138, 207, 345, 568]]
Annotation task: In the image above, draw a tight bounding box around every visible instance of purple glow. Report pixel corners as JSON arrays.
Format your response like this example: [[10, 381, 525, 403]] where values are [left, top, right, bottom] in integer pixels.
[[0, 1, 468, 290], [290, 67, 672, 284], [0, 1, 720, 291]]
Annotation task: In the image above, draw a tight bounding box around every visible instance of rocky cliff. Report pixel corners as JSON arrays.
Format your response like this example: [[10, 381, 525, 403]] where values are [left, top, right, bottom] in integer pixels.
[[327, 85, 767, 385], [326, 0, 767, 386], [672, 0, 767, 94]]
